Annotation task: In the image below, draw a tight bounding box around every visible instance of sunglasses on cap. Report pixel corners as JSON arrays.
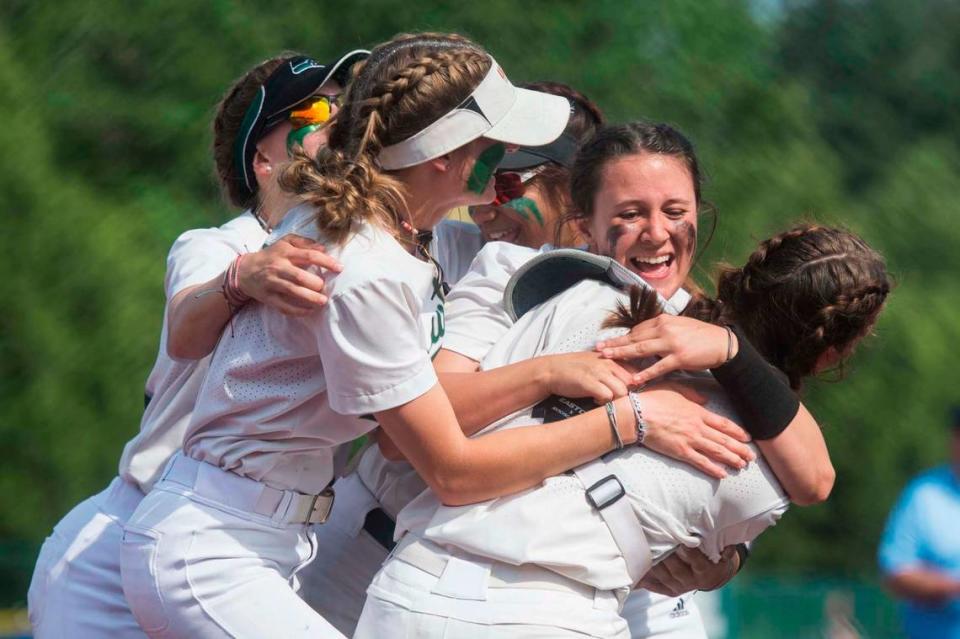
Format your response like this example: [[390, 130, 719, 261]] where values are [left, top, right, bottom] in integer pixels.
[[288, 94, 342, 128]]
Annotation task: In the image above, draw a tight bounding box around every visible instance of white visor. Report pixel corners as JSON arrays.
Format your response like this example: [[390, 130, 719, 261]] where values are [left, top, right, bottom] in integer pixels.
[[378, 56, 571, 170]]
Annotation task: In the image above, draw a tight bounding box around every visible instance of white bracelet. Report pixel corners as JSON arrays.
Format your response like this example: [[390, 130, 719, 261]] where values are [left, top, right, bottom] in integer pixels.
[[628, 392, 647, 446]]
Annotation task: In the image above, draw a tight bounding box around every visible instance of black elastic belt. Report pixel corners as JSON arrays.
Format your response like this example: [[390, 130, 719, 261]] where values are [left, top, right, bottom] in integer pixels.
[[363, 507, 396, 551]]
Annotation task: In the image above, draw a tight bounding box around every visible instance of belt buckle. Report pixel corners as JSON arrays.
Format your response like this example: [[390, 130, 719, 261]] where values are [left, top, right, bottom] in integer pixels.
[[307, 487, 335, 524], [585, 474, 625, 511]]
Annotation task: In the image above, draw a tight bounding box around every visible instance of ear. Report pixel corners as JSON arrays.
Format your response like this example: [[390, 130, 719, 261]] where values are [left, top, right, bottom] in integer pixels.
[[428, 153, 452, 173], [252, 146, 275, 188], [813, 346, 842, 375], [575, 215, 596, 248]]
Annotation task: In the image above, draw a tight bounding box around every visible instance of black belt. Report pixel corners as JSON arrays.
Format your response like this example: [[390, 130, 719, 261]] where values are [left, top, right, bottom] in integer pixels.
[[362, 507, 397, 551]]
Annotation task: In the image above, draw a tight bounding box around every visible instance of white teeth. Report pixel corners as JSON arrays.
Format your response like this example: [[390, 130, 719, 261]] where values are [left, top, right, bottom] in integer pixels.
[[489, 231, 508, 240], [632, 255, 671, 265]]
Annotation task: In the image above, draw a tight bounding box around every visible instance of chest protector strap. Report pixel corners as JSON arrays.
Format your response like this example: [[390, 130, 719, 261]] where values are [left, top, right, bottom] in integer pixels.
[[572, 457, 652, 585]]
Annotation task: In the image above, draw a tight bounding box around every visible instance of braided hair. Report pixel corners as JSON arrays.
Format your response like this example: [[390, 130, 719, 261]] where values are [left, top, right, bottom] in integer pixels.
[[278, 33, 490, 244], [607, 225, 891, 390]]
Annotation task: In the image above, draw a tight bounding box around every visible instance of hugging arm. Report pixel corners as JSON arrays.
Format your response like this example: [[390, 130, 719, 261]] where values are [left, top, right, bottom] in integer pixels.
[[167, 235, 340, 359], [598, 315, 834, 504]]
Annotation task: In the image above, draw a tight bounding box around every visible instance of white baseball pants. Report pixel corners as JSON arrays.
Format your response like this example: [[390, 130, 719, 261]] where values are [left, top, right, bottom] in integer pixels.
[[297, 472, 389, 635], [28, 476, 146, 639], [120, 455, 343, 638], [355, 536, 630, 639]]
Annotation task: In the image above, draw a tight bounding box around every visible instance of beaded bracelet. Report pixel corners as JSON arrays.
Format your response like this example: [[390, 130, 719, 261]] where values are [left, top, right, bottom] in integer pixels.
[[605, 401, 623, 450], [628, 391, 647, 446]]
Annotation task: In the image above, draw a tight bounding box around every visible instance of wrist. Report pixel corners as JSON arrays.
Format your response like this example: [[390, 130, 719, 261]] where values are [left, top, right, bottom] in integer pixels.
[[534, 355, 558, 396], [614, 396, 638, 446]]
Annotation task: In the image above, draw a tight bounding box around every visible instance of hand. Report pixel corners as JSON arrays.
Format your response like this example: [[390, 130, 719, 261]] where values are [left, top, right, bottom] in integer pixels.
[[542, 351, 635, 404], [638, 382, 754, 478], [238, 235, 343, 315], [637, 545, 740, 596], [596, 316, 737, 386]]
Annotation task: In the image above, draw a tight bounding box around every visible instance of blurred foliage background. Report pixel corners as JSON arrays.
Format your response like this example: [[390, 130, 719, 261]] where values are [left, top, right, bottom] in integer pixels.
[[1, 0, 957, 635]]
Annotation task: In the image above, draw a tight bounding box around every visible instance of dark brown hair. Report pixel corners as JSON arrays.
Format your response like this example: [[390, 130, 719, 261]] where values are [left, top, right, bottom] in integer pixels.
[[515, 81, 605, 247], [566, 121, 716, 256], [278, 33, 490, 244], [605, 225, 891, 389], [212, 54, 295, 210]]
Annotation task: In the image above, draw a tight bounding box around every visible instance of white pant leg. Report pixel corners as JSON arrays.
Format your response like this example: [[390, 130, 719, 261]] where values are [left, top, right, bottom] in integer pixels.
[[622, 590, 707, 639], [28, 476, 146, 639], [355, 542, 630, 639], [298, 474, 389, 636], [121, 484, 344, 639]]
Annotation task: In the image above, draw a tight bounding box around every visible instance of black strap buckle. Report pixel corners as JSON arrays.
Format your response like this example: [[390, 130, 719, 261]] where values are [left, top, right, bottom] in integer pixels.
[[585, 474, 626, 511]]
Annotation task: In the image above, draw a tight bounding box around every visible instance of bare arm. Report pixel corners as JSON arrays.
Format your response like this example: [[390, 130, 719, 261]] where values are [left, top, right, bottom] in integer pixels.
[[375, 383, 637, 506], [167, 235, 340, 359], [754, 403, 834, 505], [885, 569, 960, 604]]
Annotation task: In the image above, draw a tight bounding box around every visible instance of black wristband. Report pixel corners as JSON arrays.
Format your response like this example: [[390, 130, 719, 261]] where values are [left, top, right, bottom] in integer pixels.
[[734, 542, 750, 574], [710, 324, 799, 440]]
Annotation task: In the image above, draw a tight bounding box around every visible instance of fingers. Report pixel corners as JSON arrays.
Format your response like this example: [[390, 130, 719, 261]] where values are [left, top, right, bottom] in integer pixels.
[[683, 448, 727, 480], [694, 431, 751, 471], [286, 246, 343, 273], [632, 355, 680, 386], [702, 410, 753, 445], [599, 338, 667, 361], [636, 572, 678, 597], [596, 318, 660, 350], [282, 263, 328, 294]]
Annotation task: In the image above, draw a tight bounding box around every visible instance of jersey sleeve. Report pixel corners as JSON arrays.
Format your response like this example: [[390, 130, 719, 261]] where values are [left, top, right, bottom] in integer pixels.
[[878, 480, 928, 575], [164, 227, 249, 301], [696, 500, 789, 562], [443, 242, 537, 362], [318, 276, 438, 416]]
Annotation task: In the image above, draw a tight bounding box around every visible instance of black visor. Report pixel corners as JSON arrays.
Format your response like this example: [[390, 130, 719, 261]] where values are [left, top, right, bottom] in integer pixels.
[[233, 49, 369, 199]]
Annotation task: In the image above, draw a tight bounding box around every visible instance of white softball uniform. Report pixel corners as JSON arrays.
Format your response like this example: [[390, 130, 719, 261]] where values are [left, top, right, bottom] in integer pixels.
[[121, 207, 444, 638], [298, 219, 484, 633], [441, 242, 707, 638], [27, 212, 267, 639], [356, 279, 789, 638]]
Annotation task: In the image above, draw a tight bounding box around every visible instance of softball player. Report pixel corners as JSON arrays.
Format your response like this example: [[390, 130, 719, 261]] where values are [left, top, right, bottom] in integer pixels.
[[356, 224, 890, 638], [26, 50, 363, 638], [120, 32, 667, 638]]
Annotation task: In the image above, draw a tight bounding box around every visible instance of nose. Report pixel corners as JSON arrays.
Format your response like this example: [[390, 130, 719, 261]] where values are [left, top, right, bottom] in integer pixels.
[[643, 212, 670, 245], [469, 205, 498, 225]]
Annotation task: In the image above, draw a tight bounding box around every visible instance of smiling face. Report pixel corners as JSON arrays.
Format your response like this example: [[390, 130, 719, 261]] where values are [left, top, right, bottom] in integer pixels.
[[578, 153, 697, 298], [469, 179, 558, 248]]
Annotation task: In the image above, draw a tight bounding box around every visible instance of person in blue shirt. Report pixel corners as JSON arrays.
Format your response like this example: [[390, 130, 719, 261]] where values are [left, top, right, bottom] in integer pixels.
[[879, 406, 960, 639]]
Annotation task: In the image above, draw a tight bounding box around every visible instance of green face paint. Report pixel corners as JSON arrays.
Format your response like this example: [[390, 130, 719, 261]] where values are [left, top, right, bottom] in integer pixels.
[[504, 197, 545, 226], [466, 143, 506, 194], [286, 124, 321, 154]]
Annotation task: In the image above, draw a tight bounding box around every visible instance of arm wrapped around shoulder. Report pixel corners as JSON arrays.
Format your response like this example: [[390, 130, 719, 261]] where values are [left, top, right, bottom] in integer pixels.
[[710, 325, 799, 440]]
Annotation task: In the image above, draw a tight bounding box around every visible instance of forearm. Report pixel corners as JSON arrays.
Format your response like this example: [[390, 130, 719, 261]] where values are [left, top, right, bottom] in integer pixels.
[[755, 402, 835, 505], [166, 275, 233, 360], [438, 357, 553, 436], [885, 569, 960, 603], [377, 385, 635, 506]]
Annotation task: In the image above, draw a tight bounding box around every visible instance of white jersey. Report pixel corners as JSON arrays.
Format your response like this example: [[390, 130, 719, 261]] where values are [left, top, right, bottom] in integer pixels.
[[397, 279, 790, 591], [353, 220, 485, 518], [429, 219, 485, 287], [182, 206, 443, 495], [118, 212, 267, 494]]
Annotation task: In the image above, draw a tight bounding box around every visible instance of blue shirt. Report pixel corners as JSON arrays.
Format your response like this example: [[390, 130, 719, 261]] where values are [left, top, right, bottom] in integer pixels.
[[879, 465, 960, 639]]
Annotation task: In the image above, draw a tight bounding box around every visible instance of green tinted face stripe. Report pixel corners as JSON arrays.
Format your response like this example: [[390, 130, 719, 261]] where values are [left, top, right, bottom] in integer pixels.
[[504, 197, 545, 226], [234, 86, 266, 191], [287, 124, 321, 153], [466, 143, 506, 194]]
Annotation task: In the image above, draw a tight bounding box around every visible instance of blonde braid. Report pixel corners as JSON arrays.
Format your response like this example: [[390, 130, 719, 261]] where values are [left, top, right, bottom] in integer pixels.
[[277, 33, 489, 245]]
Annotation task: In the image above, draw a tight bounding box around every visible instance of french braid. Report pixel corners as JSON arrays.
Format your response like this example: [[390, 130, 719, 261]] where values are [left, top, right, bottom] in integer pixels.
[[278, 33, 489, 244], [605, 225, 890, 390]]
